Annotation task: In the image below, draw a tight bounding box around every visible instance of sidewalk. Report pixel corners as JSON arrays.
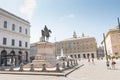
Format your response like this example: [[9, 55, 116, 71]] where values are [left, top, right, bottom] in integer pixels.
[[67, 59, 120, 80], [0, 59, 120, 80], [0, 64, 83, 76]]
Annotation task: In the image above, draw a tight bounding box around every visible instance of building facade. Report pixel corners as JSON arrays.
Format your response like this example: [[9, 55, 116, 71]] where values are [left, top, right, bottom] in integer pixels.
[[54, 32, 97, 59], [0, 8, 30, 66], [97, 46, 104, 58], [101, 26, 120, 57]]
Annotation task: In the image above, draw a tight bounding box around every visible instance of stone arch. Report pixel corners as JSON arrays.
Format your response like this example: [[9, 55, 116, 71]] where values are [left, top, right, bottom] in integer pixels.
[[87, 53, 90, 58], [78, 54, 81, 58], [18, 51, 22, 64], [25, 51, 28, 62], [9, 50, 16, 65], [70, 55, 73, 58], [10, 50, 15, 55], [83, 54, 86, 59], [91, 53, 95, 58], [74, 54, 77, 58], [1, 50, 7, 66]]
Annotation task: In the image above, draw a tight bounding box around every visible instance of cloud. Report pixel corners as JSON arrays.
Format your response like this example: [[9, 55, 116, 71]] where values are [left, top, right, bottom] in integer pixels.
[[66, 14, 75, 18], [20, 0, 36, 20], [58, 14, 75, 22]]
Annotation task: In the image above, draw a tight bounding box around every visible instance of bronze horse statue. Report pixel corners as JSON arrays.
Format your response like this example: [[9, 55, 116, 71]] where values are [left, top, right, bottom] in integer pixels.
[[41, 25, 52, 42]]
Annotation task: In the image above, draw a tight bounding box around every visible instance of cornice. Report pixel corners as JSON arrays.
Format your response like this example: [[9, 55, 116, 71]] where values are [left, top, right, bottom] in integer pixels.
[[0, 8, 29, 24], [0, 27, 30, 38]]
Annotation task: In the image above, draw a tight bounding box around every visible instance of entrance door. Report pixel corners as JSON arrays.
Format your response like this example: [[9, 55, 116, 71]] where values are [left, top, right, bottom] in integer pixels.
[[25, 51, 28, 62], [10, 50, 16, 65], [18, 51, 22, 65], [1, 50, 7, 66], [91, 53, 95, 58]]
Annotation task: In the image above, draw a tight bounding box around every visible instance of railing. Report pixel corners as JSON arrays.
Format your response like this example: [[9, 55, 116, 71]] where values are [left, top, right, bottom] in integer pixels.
[[0, 59, 78, 72]]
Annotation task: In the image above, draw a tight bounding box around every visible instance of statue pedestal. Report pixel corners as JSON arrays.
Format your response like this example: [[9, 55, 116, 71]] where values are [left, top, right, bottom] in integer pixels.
[[24, 42, 57, 68]]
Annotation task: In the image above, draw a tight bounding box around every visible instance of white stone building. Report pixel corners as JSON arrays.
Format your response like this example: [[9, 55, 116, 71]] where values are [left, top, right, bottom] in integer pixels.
[[0, 8, 30, 66]]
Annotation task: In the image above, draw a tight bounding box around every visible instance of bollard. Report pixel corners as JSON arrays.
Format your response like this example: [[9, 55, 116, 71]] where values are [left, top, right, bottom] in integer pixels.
[[62, 61, 65, 69], [42, 64, 46, 71], [9, 64, 14, 71], [19, 63, 23, 71], [73, 60, 76, 66], [76, 60, 78, 65], [30, 64, 34, 71], [56, 63, 61, 72], [75, 60, 78, 66], [1, 64, 5, 71], [70, 60, 73, 67], [75, 60, 76, 66], [67, 61, 70, 67]]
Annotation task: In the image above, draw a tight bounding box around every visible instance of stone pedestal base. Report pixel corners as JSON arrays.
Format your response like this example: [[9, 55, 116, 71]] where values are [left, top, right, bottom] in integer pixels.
[[24, 42, 57, 68]]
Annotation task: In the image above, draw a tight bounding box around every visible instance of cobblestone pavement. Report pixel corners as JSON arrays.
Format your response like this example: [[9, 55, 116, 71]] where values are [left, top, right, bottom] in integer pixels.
[[0, 59, 120, 80]]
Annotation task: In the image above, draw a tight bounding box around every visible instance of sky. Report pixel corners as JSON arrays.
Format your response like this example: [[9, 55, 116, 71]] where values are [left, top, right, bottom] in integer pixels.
[[0, 0, 120, 46]]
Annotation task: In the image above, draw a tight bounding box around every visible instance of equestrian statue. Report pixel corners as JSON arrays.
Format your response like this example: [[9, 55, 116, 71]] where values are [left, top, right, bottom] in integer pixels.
[[40, 25, 52, 42]]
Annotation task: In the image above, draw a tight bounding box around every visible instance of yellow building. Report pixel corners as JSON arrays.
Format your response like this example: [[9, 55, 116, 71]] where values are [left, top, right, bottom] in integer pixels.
[[54, 32, 97, 59], [101, 26, 120, 57]]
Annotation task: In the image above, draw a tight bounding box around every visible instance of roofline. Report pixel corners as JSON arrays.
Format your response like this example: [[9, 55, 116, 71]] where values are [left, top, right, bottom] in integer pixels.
[[101, 28, 119, 44], [0, 8, 30, 24], [58, 37, 96, 42]]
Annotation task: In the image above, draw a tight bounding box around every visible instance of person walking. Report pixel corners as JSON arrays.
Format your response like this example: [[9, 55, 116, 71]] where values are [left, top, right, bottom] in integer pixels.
[[88, 57, 90, 62], [91, 58, 95, 64], [111, 59, 116, 70]]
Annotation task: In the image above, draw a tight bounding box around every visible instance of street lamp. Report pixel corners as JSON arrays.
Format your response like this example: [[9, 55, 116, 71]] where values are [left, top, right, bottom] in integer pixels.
[[103, 33, 109, 68], [117, 17, 120, 30]]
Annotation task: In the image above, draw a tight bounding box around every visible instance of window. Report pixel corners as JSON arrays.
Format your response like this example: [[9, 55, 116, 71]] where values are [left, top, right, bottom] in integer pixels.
[[91, 53, 94, 58], [83, 54, 86, 58], [3, 37, 7, 45], [70, 55, 73, 58], [115, 52, 118, 55], [19, 26, 22, 32], [74, 55, 77, 58], [25, 29, 27, 34], [4, 21, 7, 28], [12, 24, 15, 31], [78, 54, 81, 58], [19, 40, 22, 47], [25, 42, 28, 47], [11, 39, 15, 46]]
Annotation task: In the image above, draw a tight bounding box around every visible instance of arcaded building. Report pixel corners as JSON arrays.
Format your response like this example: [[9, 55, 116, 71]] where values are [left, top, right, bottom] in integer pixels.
[[54, 32, 97, 59], [0, 8, 30, 66]]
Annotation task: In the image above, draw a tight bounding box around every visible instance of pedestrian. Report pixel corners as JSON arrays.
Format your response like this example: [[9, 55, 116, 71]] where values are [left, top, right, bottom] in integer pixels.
[[111, 59, 116, 70], [106, 61, 110, 69], [88, 57, 90, 62], [92, 58, 95, 64]]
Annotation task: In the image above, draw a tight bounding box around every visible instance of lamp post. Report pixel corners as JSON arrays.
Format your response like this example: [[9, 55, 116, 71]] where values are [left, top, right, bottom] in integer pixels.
[[103, 33, 109, 68], [117, 17, 120, 30]]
